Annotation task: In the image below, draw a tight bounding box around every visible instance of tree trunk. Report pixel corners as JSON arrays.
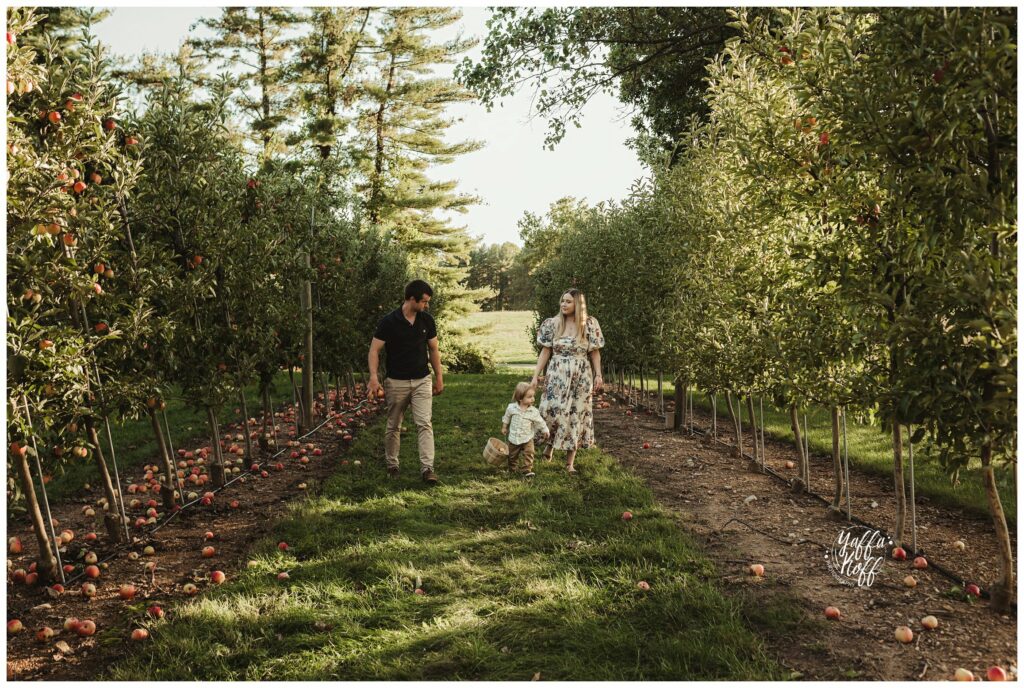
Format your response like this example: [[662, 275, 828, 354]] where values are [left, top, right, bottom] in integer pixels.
[[335, 374, 343, 412], [240, 390, 254, 468], [789, 405, 806, 492], [709, 393, 717, 438], [368, 51, 397, 224], [891, 422, 907, 547], [288, 366, 303, 429], [301, 250, 315, 431], [148, 409, 177, 510], [84, 418, 124, 542], [672, 378, 684, 430], [830, 406, 844, 509], [13, 446, 58, 582], [746, 394, 758, 464], [725, 391, 741, 457], [205, 407, 226, 487], [980, 441, 1015, 611]]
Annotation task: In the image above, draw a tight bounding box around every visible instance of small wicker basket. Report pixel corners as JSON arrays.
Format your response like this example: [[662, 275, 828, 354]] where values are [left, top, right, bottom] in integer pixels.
[[483, 437, 509, 467]]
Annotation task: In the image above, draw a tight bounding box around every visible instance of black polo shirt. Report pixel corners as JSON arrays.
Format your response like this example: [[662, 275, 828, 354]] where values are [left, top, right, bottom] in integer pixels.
[[374, 308, 437, 380]]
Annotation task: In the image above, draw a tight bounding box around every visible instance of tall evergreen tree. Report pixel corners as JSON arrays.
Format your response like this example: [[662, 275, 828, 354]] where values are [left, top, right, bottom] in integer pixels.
[[352, 7, 486, 322], [290, 6, 373, 158], [188, 7, 302, 159]]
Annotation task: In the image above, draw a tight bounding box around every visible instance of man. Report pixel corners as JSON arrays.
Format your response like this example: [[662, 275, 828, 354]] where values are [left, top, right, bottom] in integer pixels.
[[368, 280, 444, 484]]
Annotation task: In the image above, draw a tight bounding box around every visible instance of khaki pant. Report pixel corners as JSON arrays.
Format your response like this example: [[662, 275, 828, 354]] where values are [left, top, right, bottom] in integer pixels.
[[384, 376, 434, 472], [508, 440, 535, 473]]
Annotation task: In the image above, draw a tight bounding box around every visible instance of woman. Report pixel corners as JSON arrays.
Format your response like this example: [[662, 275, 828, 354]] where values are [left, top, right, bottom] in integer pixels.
[[530, 289, 605, 474]]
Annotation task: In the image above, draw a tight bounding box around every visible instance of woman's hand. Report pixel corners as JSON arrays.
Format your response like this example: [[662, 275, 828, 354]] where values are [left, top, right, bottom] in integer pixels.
[[593, 374, 604, 392]]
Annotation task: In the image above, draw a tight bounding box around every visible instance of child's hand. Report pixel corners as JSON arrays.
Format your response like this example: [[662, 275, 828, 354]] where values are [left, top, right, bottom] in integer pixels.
[[501, 425, 508, 436]]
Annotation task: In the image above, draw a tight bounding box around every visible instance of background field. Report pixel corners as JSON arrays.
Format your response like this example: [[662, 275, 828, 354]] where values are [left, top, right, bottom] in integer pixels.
[[456, 310, 537, 370]]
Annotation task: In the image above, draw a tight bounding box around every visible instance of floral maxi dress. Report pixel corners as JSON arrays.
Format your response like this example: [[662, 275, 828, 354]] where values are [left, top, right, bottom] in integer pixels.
[[537, 316, 605, 451]]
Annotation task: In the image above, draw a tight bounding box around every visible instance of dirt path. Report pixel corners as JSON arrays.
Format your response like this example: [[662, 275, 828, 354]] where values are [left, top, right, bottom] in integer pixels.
[[593, 391, 1017, 682], [6, 393, 382, 681]]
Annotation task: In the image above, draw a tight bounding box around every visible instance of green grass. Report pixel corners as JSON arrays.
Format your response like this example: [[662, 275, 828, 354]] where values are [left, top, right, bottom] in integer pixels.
[[625, 375, 1016, 525], [106, 373, 804, 680], [456, 310, 537, 368], [37, 372, 297, 505]]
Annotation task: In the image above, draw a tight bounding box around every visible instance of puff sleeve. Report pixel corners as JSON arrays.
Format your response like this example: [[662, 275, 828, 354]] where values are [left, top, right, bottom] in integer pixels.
[[536, 317, 555, 348], [585, 316, 605, 352]]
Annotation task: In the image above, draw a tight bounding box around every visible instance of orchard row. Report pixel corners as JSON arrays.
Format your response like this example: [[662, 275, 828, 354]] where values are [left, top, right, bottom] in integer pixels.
[[529, 8, 1016, 611], [6, 10, 407, 583]]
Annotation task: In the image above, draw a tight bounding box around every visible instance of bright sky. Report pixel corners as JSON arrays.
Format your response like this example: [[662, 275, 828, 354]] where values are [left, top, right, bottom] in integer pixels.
[[91, 6, 648, 247]]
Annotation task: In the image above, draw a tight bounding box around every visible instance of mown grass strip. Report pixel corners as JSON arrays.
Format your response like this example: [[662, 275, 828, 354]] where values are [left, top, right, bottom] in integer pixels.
[[107, 373, 805, 680]]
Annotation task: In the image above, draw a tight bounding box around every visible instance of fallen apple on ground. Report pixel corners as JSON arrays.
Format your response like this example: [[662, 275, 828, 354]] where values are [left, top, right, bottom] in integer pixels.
[[636, 581, 650, 591], [131, 628, 149, 641], [894, 626, 913, 644], [7, 619, 24, 635], [76, 620, 96, 636], [891, 546, 907, 561], [824, 606, 841, 620], [748, 564, 765, 577], [211, 571, 226, 584], [954, 668, 974, 681], [920, 615, 938, 629], [988, 666, 1008, 681]]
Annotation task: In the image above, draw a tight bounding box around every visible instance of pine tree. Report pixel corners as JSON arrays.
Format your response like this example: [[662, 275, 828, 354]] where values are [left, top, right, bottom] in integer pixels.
[[188, 7, 302, 159], [352, 7, 486, 322], [290, 6, 373, 158]]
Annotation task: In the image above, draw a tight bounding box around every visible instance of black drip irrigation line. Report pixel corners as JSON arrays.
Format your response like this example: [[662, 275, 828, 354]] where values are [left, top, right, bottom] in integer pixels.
[[611, 383, 1015, 615], [58, 398, 374, 590]]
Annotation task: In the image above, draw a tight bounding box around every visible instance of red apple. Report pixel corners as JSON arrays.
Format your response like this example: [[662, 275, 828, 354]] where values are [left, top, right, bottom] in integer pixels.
[[35, 626, 54, 643], [24, 572, 39, 586], [84, 532, 97, 542], [965, 583, 981, 598], [76, 619, 96, 636], [103, 118, 116, 130], [131, 628, 149, 641], [204, 531, 215, 540], [12, 569, 26, 584], [47, 110, 61, 124], [784, 460, 795, 469], [987, 666, 1008, 682], [954, 668, 974, 681], [278, 542, 289, 551], [202, 546, 215, 558], [748, 564, 765, 577], [229, 500, 239, 509], [277, 572, 290, 581], [891, 546, 907, 561], [920, 615, 938, 630], [147, 605, 163, 619], [81, 583, 97, 598], [62, 618, 80, 632], [642, 442, 650, 449], [9, 536, 22, 554], [824, 606, 841, 620], [414, 588, 425, 595], [636, 580, 650, 591], [182, 583, 198, 595], [621, 511, 633, 521], [912, 556, 928, 570], [7, 619, 24, 635], [84, 565, 100, 579], [119, 584, 136, 600], [210, 570, 226, 584]]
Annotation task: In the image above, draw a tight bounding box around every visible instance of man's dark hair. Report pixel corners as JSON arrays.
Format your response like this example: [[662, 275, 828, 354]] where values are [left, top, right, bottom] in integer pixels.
[[404, 280, 433, 302]]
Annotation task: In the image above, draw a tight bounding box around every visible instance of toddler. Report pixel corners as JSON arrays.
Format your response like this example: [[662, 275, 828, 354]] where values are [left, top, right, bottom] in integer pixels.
[[501, 381, 550, 478]]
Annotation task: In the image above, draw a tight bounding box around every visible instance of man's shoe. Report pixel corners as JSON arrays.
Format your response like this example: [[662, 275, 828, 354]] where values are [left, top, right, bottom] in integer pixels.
[[386, 466, 399, 478], [421, 469, 438, 485], [522, 471, 536, 478]]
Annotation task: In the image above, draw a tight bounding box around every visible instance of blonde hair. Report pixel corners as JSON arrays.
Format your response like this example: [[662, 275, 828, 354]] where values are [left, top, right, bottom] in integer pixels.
[[513, 381, 534, 402], [555, 289, 588, 345]]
